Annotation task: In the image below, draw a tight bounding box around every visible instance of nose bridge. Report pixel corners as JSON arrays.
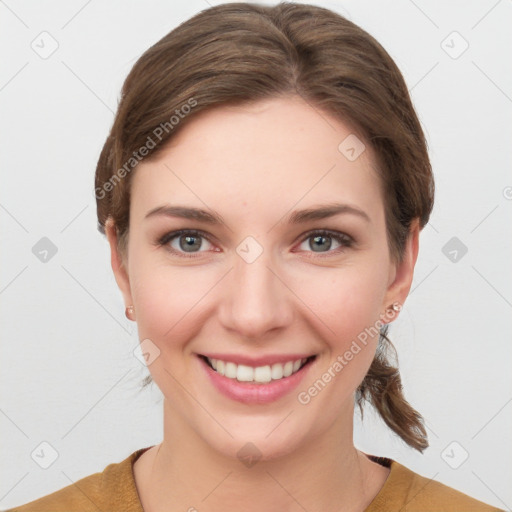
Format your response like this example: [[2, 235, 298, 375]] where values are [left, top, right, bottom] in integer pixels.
[[222, 235, 291, 338]]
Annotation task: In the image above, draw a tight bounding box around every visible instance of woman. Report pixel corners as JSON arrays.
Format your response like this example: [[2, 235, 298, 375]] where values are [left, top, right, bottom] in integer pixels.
[[5, 2, 504, 511]]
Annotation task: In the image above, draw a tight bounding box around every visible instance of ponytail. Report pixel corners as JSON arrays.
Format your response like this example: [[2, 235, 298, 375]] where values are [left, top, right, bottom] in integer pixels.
[[356, 324, 429, 452]]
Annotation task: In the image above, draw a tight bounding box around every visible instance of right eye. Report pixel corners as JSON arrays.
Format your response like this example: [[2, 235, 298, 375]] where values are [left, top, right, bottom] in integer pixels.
[[158, 229, 217, 258]]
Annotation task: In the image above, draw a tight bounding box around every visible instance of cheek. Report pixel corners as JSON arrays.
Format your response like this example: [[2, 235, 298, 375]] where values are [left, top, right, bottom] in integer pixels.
[[298, 269, 384, 396], [298, 265, 387, 395], [301, 263, 387, 341], [131, 264, 209, 343], [292, 270, 387, 420]]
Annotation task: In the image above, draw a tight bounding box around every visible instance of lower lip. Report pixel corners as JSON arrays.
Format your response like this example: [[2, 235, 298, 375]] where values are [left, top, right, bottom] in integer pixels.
[[199, 356, 315, 404]]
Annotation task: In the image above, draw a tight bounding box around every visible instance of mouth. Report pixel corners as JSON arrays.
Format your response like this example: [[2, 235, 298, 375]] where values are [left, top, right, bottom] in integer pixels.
[[198, 354, 317, 384]]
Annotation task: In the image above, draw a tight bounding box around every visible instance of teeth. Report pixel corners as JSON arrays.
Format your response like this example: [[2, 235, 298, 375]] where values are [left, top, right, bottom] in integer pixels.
[[237, 364, 254, 382], [270, 363, 283, 380], [254, 365, 272, 383], [225, 361, 237, 379], [206, 357, 310, 383]]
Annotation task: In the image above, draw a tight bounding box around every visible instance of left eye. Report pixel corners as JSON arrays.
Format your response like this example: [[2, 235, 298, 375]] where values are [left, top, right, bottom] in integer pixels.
[[296, 230, 353, 255], [157, 229, 353, 258]]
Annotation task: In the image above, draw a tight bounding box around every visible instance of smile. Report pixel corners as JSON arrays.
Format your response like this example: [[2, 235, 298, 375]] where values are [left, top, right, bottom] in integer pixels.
[[198, 353, 317, 404], [201, 355, 316, 383]]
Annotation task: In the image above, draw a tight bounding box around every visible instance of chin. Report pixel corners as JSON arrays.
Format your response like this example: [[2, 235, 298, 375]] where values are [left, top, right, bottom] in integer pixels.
[[205, 427, 307, 465]]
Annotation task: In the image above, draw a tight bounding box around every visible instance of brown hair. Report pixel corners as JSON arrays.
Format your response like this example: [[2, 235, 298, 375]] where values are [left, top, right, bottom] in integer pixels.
[[95, 2, 433, 453]]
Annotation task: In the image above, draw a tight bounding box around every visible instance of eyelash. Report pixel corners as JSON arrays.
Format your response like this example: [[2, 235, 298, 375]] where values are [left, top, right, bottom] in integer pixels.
[[156, 229, 354, 259]]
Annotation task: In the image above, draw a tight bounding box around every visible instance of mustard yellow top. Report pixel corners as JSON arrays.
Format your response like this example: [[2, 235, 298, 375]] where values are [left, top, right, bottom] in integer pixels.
[[4, 447, 504, 512]]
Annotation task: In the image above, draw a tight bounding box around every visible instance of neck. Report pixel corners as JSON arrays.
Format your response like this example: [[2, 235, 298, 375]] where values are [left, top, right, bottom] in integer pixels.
[[137, 398, 386, 512]]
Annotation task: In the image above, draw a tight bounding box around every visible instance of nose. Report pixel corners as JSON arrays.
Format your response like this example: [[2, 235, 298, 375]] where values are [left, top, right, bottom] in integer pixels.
[[218, 240, 293, 341]]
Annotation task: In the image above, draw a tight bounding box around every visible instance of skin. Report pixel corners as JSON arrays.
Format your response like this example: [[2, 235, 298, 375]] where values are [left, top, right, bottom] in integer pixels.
[[106, 95, 419, 512]]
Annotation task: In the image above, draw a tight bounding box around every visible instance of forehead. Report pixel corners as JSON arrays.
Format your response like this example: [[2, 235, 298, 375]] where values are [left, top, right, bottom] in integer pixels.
[[130, 96, 384, 225]]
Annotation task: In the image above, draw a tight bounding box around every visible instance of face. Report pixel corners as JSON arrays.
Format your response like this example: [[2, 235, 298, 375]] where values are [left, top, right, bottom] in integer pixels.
[[107, 95, 418, 461]]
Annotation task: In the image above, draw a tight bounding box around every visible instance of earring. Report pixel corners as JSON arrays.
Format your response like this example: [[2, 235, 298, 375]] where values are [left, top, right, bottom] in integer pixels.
[[125, 305, 135, 320], [388, 302, 401, 312]]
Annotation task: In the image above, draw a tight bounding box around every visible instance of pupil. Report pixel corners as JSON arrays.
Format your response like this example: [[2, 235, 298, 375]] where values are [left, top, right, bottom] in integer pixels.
[[312, 235, 331, 251], [181, 235, 201, 252]]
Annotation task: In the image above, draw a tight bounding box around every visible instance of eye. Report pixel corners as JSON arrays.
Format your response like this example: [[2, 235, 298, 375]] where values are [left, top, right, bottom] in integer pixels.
[[296, 229, 354, 257], [157, 229, 216, 258], [157, 228, 354, 259]]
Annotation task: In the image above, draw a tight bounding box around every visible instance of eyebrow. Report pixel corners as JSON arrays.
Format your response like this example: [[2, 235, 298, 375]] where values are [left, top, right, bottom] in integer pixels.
[[144, 202, 371, 225]]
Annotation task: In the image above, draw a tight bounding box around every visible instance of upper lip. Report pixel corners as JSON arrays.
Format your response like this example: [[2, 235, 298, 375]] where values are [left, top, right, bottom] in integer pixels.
[[198, 353, 316, 367]]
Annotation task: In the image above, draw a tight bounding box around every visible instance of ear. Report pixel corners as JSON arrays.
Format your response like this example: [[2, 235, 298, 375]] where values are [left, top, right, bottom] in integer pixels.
[[105, 217, 134, 311], [381, 218, 420, 321]]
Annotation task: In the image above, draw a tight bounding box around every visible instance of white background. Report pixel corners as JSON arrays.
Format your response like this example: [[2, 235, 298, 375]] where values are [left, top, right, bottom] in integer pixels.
[[1, 0, 511, 510]]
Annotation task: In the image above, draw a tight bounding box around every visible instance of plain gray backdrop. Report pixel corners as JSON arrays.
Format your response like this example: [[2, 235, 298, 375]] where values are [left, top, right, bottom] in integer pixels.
[[1, 0, 511, 510]]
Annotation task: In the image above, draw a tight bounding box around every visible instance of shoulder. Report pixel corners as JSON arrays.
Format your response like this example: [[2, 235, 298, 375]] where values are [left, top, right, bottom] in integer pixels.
[[2, 448, 149, 512], [367, 458, 505, 512]]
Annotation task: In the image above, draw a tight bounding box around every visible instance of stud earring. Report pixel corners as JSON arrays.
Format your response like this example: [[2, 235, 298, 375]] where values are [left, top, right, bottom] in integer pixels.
[[388, 302, 401, 312], [125, 305, 135, 320]]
